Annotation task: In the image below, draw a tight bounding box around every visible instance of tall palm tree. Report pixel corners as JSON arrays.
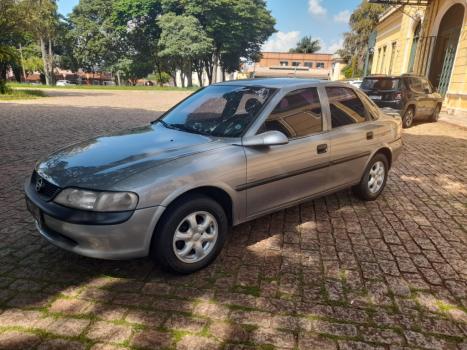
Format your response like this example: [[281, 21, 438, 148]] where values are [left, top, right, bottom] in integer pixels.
[[289, 36, 321, 54]]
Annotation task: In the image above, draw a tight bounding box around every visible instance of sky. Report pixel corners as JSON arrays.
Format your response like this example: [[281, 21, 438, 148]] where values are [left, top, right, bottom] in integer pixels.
[[57, 0, 361, 53]]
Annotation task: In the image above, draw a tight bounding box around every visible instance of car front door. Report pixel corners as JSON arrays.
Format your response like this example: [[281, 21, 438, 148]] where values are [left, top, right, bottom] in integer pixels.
[[421, 78, 438, 116], [324, 86, 378, 189], [243, 87, 331, 218]]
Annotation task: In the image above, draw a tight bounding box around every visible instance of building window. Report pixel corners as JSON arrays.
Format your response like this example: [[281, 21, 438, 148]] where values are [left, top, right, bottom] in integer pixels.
[[280, 61, 288, 66], [375, 48, 381, 73], [388, 42, 397, 74], [316, 62, 325, 69], [292, 61, 300, 67], [380, 46, 387, 73], [304, 62, 313, 68], [408, 22, 421, 72]]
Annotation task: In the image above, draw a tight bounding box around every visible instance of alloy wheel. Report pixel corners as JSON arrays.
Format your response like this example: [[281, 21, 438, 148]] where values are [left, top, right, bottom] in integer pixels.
[[368, 161, 385, 194], [172, 211, 218, 264]]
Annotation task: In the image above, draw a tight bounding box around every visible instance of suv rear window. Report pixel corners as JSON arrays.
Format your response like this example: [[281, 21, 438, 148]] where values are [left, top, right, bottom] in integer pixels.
[[361, 78, 401, 91]]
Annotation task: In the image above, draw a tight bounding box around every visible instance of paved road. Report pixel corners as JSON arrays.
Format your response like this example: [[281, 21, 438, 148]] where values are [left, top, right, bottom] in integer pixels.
[[0, 90, 466, 350]]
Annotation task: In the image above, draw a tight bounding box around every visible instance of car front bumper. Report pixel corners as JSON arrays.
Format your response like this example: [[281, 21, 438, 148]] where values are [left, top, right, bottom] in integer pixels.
[[25, 180, 165, 260]]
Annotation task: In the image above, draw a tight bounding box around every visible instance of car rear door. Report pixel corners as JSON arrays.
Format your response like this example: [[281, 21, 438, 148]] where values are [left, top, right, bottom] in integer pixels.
[[243, 87, 331, 217], [324, 85, 379, 189]]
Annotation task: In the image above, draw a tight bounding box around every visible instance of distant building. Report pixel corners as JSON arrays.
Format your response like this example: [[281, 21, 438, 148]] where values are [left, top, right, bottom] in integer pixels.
[[249, 52, 333, 79], [369, 0, 467, 115]]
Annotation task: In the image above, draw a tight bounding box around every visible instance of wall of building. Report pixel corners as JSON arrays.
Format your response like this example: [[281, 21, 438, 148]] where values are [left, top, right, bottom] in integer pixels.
[[257, 52, 332, 69], [371, 0, 467, 114]]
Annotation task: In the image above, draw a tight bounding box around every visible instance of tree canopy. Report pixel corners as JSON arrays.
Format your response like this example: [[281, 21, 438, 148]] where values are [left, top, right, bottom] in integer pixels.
[[0, 0, 276, 88], [338, 0, 387, 76], [289, 36, 321, 54]]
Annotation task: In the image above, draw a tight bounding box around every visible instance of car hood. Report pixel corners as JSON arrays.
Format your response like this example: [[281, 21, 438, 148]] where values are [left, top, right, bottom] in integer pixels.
[[36, 123, 223, 189]]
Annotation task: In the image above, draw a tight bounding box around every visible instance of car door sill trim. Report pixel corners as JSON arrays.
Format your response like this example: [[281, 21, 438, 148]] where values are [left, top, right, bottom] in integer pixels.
[[236, 151, 370, 191]]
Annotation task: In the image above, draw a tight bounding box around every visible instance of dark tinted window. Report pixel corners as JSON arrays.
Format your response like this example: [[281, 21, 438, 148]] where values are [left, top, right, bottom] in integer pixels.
[[161, 85, 275, 137], [408, 77, 424, 93], [361, 78, 401, 91], [326, 87, 367, 127], [259, 88, 322, 138], [421, 78, 432, 93]]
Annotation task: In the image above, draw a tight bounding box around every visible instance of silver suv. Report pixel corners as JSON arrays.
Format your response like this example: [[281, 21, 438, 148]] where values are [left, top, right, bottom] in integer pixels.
[[25, 79, 402, 273]]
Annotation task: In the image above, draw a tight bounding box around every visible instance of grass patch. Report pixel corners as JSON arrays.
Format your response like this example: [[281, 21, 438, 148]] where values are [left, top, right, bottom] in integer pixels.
[[0, 89, 46, 100], [9, 82, 197, 92]]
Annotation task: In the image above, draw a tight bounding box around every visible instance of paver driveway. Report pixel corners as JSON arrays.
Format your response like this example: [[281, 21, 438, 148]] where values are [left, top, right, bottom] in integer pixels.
[[0, 90, 466, 350]]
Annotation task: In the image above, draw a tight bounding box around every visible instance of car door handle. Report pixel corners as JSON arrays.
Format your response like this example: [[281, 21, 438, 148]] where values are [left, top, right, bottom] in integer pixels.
[[317, 144, 328, 154], [366, 131, 374, 140]]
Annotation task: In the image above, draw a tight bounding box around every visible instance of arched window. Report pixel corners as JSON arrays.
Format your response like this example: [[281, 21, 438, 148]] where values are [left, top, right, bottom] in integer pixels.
[[408, 21, 421, 72]]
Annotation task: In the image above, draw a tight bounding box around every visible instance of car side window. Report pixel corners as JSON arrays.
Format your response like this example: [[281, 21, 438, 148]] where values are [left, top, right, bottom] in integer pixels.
[[259, 88, 322, 139], [409, 78, 424, 93], [325, 86, 367, 128], [421, 78, 432, 94]]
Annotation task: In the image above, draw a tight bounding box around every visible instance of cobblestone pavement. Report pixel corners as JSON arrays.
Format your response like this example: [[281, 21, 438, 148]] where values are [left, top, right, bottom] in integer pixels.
[[0, 90, 466, 350]]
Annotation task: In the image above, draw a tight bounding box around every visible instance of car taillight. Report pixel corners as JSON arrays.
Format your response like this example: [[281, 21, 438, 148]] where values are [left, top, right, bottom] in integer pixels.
[[394, 92, 402, 100]]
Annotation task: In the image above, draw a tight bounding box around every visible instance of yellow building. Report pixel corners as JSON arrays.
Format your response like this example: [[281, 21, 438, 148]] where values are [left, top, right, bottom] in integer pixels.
[[370, 0, 467, 115]]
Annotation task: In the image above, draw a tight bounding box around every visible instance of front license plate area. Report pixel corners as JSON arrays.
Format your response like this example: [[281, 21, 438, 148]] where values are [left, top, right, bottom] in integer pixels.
[[369, 95, 382, 100], [26, 198, 43, 227]]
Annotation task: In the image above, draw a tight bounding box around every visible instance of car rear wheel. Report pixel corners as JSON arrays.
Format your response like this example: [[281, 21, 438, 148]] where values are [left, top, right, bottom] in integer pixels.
[[150, 194, 227, 274], [430, 104, 441, 122], [353, 153, 389, 201], [402, 107, 414, 128]]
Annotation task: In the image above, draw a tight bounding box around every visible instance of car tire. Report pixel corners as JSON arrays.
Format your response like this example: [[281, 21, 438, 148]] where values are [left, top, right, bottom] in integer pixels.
[[429, 104, 441, 122], [402, 107, 415, 128], [150, 194, 227, 274], [353, 153, 389, 201]]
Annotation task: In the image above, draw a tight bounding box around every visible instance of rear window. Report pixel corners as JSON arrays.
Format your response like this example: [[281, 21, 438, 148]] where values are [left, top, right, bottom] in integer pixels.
[[361, 78, 401, 91]]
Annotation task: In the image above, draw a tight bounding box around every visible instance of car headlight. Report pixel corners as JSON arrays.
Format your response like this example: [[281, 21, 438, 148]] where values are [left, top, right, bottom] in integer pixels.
[[54, 188, 138, 212]]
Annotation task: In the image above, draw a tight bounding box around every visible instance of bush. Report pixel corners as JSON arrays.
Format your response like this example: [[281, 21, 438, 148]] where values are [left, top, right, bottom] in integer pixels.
[[0, 80, 12, 94]]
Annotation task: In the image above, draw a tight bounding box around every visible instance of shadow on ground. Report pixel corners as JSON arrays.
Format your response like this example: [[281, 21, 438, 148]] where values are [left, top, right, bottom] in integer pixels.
[[0, 103, 465, 349]]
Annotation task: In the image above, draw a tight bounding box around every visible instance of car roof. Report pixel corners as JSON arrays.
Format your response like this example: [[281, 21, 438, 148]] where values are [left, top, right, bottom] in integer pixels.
[[214, 78, 324, 88]]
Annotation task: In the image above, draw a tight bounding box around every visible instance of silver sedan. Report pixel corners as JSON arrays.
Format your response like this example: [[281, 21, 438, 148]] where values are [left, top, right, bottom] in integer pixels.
[[25, 79, 402, 273]]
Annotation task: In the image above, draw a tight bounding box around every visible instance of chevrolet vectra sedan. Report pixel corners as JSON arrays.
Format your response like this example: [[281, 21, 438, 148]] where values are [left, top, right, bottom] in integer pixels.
[[25, 79, 402, 273]]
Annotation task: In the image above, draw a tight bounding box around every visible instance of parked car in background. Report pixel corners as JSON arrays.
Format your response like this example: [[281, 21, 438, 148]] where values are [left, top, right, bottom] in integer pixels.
[[56, 80, 76, 87], [361, 74, 443, 128], [346, 79, 363, 89], [25, 78, 402, 274]]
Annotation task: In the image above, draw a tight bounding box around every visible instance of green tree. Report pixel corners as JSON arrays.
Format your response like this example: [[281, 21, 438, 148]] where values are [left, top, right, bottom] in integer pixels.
[[158, 13, 213, 87], [338, 0, 387, 77], [164, 0, 275, 83], [111, 0, 163, 83], [24, 0, 60, 85], [66, 0, 118, 74], [289, 36, 321, 54]]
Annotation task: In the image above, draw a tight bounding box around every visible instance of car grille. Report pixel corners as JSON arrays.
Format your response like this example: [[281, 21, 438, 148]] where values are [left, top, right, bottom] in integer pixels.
[[31, 171, 61, 200]]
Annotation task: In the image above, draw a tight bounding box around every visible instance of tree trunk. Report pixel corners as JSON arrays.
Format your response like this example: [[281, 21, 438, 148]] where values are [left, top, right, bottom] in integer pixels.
[[19, 44, 27, 82], [48, 37, 54, 84], [117, 71, 121, 86], [39, 37, 50, 85], [186, 63, 193, 87], [204, 57, 213, 84], [212, 53, 218, 83]]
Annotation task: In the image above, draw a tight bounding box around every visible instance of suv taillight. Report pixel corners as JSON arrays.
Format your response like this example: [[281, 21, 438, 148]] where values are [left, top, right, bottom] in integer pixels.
[[394, 92, 402, 100]]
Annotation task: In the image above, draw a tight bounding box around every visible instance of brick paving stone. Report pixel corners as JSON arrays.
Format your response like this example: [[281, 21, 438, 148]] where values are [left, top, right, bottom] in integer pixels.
[[86, 321, 132, 343], [45, 317, 90, 337], [176, 335, 221, 350], [0, 94, 466, 350], [36, 339, 86, 350], [0, 331, 41, 349], [131, 329, 172, 349]]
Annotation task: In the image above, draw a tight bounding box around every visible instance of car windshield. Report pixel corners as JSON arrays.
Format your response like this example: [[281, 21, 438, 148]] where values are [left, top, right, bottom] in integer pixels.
[[361, 78, 400, 91], [159, 85, 276, 137]]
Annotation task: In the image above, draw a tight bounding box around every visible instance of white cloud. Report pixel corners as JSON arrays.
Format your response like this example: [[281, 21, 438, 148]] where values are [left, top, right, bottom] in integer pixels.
[[262, 31, 301, 52], [308, 0, 327, 16], [318, 38, 344, 54], [334, 10, 351, 23]]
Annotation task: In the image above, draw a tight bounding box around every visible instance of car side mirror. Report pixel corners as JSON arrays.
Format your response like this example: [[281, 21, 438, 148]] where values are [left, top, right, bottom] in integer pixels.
[[242, 131, 289, 147]]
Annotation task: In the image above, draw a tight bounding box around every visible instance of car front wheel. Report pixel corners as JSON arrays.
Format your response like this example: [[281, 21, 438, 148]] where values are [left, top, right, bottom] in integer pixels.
[[353, 153, 389, 201], [150, 194, 227, 274], [402, 107, 414, 128], [430, 104, 441, 122]]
